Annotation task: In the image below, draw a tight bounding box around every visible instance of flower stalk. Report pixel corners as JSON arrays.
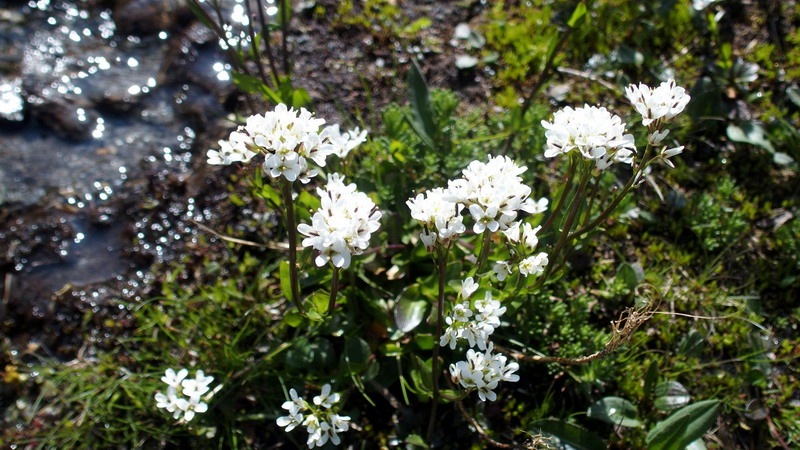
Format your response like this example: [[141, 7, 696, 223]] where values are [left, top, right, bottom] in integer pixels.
[[427, 243, 449, 442], [328, 266, 340, 316], [282, 179, 303, 312]]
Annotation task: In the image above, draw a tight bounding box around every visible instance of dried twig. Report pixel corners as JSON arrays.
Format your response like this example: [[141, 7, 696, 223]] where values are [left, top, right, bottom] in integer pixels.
[[455, 400, 517, 449], [555, 66, 618, 92], [191, 219, 277, 249], [500, 300, 658, 365]]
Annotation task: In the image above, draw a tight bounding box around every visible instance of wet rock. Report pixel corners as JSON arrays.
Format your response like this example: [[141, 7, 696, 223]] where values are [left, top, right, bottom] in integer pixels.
[[114, 0, 190, 36], [174, 84, 227, 132], [27, 95, 97, 141]]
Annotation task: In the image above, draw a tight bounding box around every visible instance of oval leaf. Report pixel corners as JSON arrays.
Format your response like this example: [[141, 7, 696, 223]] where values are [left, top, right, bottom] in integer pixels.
[[393, 285, 429, 333], [726, 122, 775, 153], [587, 396, 642, 428], [646, 399, 721, 450], [529, 419, 606, 450], [654, 381, 691, 411]]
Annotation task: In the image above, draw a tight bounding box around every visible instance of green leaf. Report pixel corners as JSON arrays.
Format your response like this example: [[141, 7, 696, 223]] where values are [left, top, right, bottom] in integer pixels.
[[726, 122, 775, 153], [677, 330, 705, 358], [686, 439, 708, 450], [786, 86, 800, 108], [283, 309, 303, 327], [773, 152, 795, 166], [307, 290, 329, 316], [406, 60, 436, 149], [280, 261, 294, 304], [587, 396, 642, 428], [646, 400, 721, 450], [343, 337, 371, 371], [654, 381, 691, 412], [643, 361, 659, 402], [402, 17, 431, 35], [616, 263, 641, 292], [186, 0, 216, 34], [232, 71, 282, 103], [567, 2, 588, 27], [529, 419, 606, 450], [405, 433, 430, 448], [393, 284, 429, 333], [290, 87, 312, 109], [285, 338, 336, 370], [455, 55, 478, 69]]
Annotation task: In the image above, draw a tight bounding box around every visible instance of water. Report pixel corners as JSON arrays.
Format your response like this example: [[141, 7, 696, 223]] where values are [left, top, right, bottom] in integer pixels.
[[0, 0, 239, 355]]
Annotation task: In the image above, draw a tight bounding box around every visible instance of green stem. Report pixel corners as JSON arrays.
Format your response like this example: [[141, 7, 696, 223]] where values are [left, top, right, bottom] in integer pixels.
[[536, 162, 591, 287], [540, 155, 579, 236], [427, 243, 449, 442], [281, 180, 303, 312], [476, 230, 493, 274], [254, 0, 281, 81], [566, 143, 654, 242], [327, 266, 340, 316], [280, 0, 290, 76]]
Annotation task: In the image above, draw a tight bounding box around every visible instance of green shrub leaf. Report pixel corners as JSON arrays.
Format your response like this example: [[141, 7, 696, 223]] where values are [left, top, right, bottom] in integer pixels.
[[645, 399, 721, 450], [587, 396, 642, 428]]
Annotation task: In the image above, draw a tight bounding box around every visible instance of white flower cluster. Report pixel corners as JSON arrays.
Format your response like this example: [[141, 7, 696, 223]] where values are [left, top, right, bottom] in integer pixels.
[[542, 105, 636, 170], [440, 278, 520, 401], [447, 156, 540, 233], [625, 79, 691, 128], [154, 368, 218, 422], [492, 221, 549, 280], [277, 384, 351, 448], [207, 104, 334, 183], [440, 278, 506, 350], [298, 174, 382, 269], [503, 222, 541, 251], [406, 187, 466, 251], [449, 343, 520, 402], [321, 124, 368, 158], [625, 79, 691, 168]]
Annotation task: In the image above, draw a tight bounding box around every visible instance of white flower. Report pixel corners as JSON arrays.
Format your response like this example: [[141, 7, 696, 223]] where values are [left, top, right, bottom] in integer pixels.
[[206, 131, 257, 166], [277, 389, 307, 432], [298, 174, 381, 269], [526, 197, 549, 214], [313, 384, 341, 409], [449, 343, 519, 402], [660, 145, 684, 168], [519, 252, 548, 277], [207, 104, 334, 183], [461, 277, 479, 299], [406, 187, 466, 251], [440, 291, 506, 351], [504, 222, 541, 252], [648, 129, 670, 146], [492, 261, 512, 281], [278, 385, 350, 448], [625, 79, 691, 127], [446, 155, 534, 233], [541, 105, 636, 170], [161, 368, 188, 388], [321, 124, 368, 158], [155, 368, 219, 423]]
